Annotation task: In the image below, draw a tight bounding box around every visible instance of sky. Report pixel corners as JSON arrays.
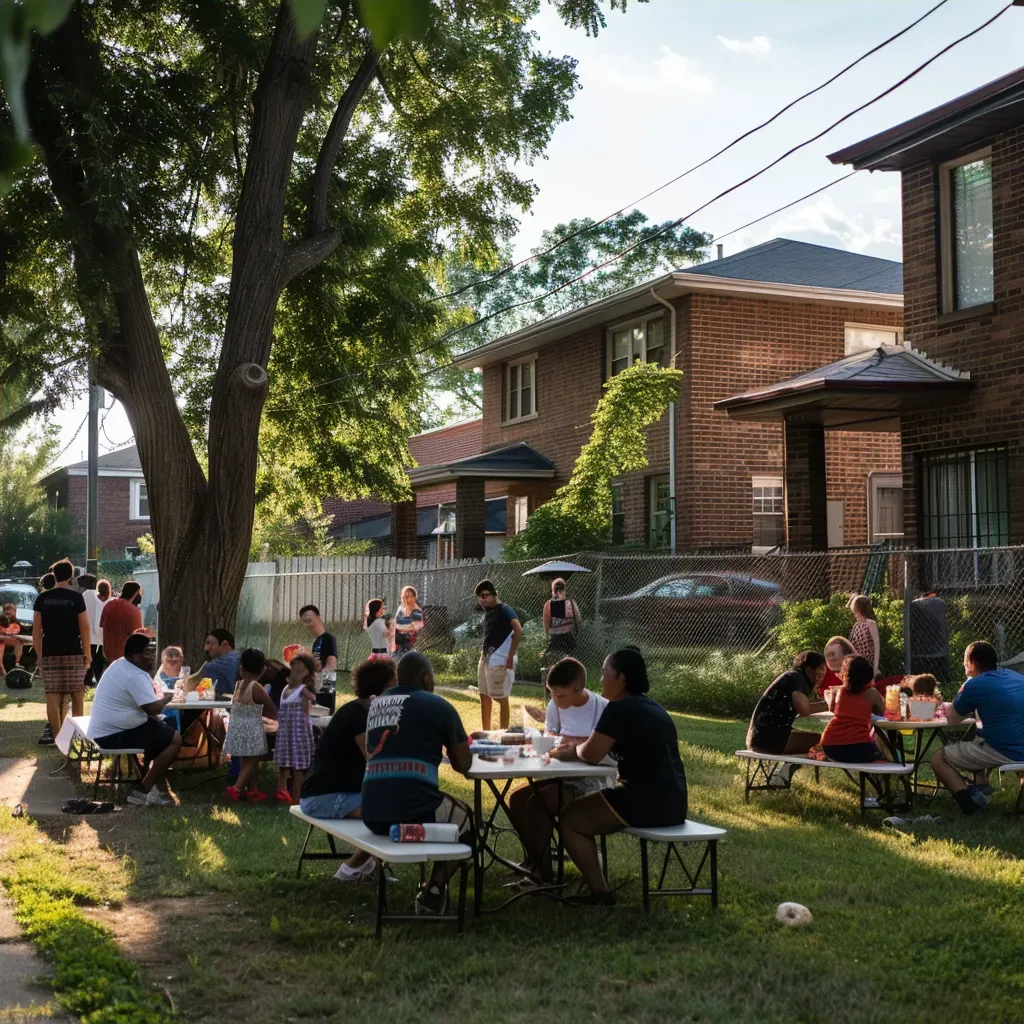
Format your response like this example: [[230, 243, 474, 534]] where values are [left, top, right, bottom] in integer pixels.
[[44, 0, 1024, 464]]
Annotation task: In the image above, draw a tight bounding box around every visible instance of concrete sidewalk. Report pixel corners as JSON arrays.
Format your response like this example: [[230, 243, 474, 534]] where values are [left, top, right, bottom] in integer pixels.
[[0, 758, 77, 819], [0, 897, 70, 1022]]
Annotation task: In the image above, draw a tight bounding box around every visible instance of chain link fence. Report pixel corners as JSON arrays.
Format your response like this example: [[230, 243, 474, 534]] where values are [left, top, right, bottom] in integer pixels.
[[228, 546, 1024, 710]]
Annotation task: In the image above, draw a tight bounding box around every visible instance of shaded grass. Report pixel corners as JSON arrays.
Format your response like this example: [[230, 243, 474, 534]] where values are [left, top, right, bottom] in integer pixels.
[[3, 684, 1024, 1023]]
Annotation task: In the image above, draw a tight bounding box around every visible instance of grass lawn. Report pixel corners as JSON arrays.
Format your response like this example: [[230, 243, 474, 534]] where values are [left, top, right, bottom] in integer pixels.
[[2, 682, 1024, 1023]]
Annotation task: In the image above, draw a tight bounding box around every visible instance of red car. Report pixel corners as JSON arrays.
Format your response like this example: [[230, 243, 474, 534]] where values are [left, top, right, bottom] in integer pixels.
[[601, 572, 782, 647]]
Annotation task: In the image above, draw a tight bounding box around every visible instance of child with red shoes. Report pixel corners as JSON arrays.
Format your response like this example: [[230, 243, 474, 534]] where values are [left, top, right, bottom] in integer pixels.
[[224, 648, 278, 802], [273, 653, 317, 804]]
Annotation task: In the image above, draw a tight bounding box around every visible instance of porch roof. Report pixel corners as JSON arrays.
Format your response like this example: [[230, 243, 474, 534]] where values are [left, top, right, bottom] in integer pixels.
[[714, 344, 973, 431], [407, 442, 556, 488]]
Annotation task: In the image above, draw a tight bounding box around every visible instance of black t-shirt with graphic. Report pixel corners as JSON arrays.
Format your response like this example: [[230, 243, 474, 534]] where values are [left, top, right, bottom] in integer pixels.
[[33, 587, 86, 657], [361, 686, 467, 835], [301, 699, 368, 798], [311, 632, 337, 670], [747, 670, 813, 753]]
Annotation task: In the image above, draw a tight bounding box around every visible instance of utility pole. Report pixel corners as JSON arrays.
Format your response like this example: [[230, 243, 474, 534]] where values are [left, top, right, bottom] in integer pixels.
[[86, 362, 100, 574]]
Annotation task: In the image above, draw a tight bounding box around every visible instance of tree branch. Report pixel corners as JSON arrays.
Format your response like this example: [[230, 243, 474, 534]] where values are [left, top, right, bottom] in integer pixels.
[[308, 47, 379, 234], [281, 229, 344, 287]]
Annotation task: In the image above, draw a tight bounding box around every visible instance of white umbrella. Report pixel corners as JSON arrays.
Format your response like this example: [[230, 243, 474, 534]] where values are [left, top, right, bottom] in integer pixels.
[[522, 560, 592, 578]]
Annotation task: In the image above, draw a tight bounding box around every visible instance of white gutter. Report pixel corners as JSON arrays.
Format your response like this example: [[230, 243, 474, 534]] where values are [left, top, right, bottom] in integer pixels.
[[650, 287, 677, 556]]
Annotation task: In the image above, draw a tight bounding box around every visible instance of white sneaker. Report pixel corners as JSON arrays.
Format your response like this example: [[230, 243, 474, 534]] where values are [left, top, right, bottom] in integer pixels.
[[126, 788, 149, 807], [145, 789, 174, 807], [863, 797, 880, 810]]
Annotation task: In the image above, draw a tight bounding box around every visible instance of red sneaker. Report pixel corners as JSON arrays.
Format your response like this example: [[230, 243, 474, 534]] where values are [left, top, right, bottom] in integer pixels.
[[225, 785, 241, 802], [275, 789, 295, 805], [246, 790, 268, 802]]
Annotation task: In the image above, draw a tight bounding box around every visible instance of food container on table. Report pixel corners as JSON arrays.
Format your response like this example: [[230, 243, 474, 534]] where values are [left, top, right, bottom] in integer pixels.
[[908, 699, 938, 721], [532, 735, 556, 756], [185, 691, 200, 704]]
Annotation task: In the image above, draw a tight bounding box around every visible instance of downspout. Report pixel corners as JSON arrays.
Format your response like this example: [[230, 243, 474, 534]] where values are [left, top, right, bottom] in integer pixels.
[[650, 288, 677, 555]]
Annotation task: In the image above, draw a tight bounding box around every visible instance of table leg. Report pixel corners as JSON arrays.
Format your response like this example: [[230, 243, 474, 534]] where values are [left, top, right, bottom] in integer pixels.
[[555, 779, 565, 885], [473, 779, 483, 915]]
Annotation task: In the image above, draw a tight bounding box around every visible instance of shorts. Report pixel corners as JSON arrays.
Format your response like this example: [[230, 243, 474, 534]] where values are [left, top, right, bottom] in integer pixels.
[[822, 742, 882, 764], [41, 655, 86, 696], [299, 792, 362, 819], [601, 784, 688, 828], [746, 727, 790, 756], [477, 656, 513, 699], [943, 738, 1016, 773], [94, 718, 177, 760]]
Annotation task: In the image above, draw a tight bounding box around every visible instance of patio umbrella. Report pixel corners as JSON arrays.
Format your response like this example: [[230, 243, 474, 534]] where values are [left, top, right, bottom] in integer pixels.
[[521, 560, 592, 579]]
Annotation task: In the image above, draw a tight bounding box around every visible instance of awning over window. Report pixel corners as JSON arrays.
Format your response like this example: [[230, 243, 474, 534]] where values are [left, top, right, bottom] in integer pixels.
[[714, 344, 973, 431]]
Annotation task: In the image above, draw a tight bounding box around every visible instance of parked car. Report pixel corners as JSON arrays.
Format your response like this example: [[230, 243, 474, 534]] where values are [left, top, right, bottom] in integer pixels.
[[600, 572, 782, 647], [0, 581, 38, 634]]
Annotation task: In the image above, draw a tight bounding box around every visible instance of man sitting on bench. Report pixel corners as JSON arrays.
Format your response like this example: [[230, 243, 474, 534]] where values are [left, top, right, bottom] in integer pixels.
[[361, 652, 472, 915], [932, 640, 1024, 815], [746, 651, 829, 786], [88, 633, 183, 807]]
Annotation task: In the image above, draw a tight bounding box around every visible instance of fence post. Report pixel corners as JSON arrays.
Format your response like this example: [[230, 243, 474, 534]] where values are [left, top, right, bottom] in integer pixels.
[[902, 554, 912, 675], [594, 554, 603, 619]]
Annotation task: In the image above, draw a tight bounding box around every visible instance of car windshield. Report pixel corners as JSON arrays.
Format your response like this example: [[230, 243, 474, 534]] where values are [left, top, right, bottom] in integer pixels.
[[0, 586, 37, 610]]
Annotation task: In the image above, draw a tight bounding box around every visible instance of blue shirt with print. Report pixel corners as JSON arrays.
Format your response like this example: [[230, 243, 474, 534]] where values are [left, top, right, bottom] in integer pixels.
[[953, 667, 1024, 761]]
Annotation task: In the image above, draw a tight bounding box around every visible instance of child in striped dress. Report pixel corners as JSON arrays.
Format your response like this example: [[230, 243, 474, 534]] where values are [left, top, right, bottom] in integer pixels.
[[275, 653, 317, 804]]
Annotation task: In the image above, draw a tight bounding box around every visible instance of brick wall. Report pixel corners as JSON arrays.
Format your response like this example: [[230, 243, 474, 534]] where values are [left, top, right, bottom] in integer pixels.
[[898, 123, 1024, 543], [58, 475, 148, 554], [482, 293, 903, 548]]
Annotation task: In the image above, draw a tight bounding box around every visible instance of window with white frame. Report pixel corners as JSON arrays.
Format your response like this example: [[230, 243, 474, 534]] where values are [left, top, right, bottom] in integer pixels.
[[844, 324, 903, 356], [607, 316, 667, 377], [648, 475, 671, 549], [513, 496, 529, 535], [940, 150, 994, 312], [611, 483, 625, 546], [130, 479, 149, 521], [752, 476, 784, 549], [504, 356, 537, 423]]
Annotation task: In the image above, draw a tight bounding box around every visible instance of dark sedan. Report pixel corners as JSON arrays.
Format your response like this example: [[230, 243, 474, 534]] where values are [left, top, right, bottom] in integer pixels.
[[601, 572, 782, 647]]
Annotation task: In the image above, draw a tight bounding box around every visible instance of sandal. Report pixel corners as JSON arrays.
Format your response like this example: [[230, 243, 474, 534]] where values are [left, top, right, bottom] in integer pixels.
[[275, 789, 295, 805], [245, 790, 268, 802], [225, 786, 241, 802]]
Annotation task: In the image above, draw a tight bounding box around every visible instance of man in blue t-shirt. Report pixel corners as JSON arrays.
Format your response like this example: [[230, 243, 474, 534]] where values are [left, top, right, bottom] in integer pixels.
[[931, 640, 1024, 815], [473, 578, 521, 732], [362, 651, 472, 914]]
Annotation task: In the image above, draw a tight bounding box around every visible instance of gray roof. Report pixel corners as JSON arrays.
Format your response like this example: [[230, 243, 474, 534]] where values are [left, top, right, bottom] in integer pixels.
[[408, 442, 555, 488], [682, 238, 902, 295], [63, 445, 142, 473]]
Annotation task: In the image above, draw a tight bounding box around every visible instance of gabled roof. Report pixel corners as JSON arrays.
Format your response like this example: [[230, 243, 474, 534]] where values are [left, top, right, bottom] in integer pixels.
[[680, 238, 901, 294], [829, 65, 1024, 172], [454, 237, 902, 370], [407, 442, 556, 489], [63, 445, 142, 474], [714, 344, 973, 430]]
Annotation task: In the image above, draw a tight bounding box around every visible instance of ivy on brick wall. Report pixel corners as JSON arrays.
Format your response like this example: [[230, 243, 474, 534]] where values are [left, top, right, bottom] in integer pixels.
[[504, 361, 682, 559]]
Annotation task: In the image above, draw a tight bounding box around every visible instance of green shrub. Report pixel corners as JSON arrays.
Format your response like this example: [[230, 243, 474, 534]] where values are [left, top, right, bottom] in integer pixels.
[[651, 651, 786, 718]]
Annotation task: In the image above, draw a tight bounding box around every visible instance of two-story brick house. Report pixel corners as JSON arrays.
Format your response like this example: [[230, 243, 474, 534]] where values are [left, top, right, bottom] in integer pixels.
[[718, 67, 1024, 562], [395, 237, 907, 559]]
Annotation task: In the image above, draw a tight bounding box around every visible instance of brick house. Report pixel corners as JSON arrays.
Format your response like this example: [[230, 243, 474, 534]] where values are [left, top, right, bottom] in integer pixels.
[[407, 237, 906, 559], [718, 67, 1024, 566], [39, 446, 150, 556], [325, 418, 514, 562]]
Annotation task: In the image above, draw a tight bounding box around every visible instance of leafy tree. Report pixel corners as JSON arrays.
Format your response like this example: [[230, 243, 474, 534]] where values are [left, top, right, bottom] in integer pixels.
[[434, 210, 710, 415], [504, 360, 681, 559], [0, 0, 642, 659]]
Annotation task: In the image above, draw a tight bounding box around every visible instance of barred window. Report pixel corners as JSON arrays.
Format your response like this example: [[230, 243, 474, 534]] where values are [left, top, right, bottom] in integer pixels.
[[920, 447, 1008, 549]]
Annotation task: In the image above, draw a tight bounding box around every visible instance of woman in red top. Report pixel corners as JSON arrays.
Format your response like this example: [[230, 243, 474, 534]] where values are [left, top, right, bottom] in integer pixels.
[[820, 655, 884, 763]]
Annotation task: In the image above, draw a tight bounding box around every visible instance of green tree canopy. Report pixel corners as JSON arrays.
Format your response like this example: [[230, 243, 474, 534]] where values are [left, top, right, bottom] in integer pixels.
[[0, 0, 644, 654]]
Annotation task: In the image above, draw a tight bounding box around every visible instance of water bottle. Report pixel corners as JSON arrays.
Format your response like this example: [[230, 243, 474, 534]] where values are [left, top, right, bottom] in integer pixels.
[[389, 823, 461, 843]]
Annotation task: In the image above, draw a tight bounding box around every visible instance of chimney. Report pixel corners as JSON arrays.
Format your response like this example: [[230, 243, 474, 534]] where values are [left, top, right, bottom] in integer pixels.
[[716, 244, 724, 260]]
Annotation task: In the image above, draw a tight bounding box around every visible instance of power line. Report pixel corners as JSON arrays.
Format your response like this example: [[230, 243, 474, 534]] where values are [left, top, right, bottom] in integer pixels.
[[49, 411, 89, 464], [268, 1, 1011, 414], [431, 0, 954, 304]]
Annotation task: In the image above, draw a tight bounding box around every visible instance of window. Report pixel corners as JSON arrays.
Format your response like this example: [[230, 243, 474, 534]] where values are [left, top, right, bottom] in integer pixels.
[[869, 473, 904, 542], [940, 151, 994, 312], [648, 475, 671, 549], [611, 483, 625, 546], [504, 356, 537, 423], [752, 476, 784, 549], [130, 479, 149, 521], [513, 496, 529, 535], [607, 316, 668, 377], [844, 324, 903, 356], [920, 447, 1008, 549]]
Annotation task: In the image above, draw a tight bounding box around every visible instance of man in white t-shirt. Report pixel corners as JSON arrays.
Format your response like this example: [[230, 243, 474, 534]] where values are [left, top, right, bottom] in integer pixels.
[[88, 634, 182, 807], [79, 575, 107, 685]]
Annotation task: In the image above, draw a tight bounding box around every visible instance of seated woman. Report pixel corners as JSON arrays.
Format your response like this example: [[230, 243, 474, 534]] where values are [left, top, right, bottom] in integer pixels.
[[823, 636, 854, 698], [819, 655, 884, 763], [298, 658, 395, 882], [509, 657, 609, 885], [549, 648, 688, 906], [747, 651, 828, 765]]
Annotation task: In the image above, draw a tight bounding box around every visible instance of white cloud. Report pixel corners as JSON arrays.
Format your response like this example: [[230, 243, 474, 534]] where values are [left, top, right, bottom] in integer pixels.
[[717, 35, 771, 55], [603, 47, 714, 94]]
